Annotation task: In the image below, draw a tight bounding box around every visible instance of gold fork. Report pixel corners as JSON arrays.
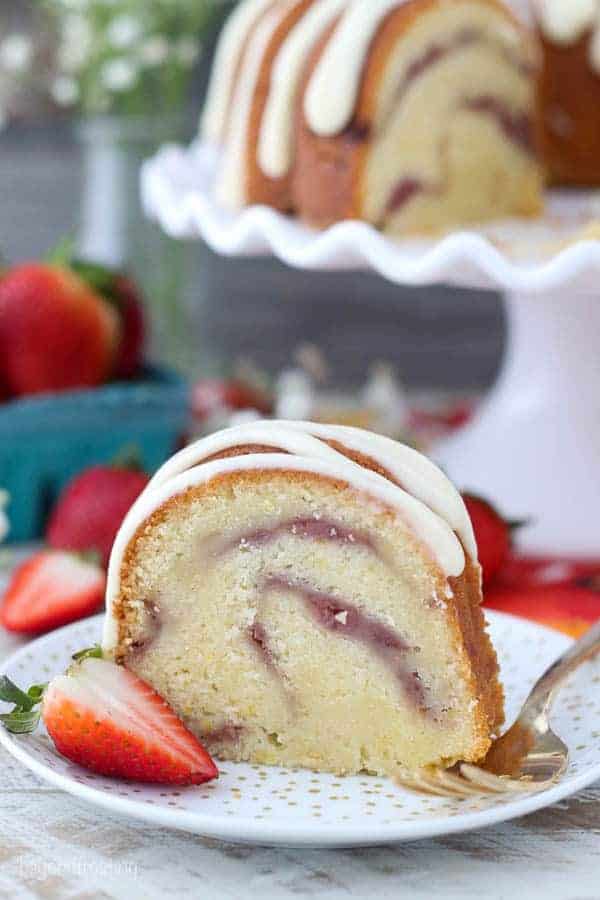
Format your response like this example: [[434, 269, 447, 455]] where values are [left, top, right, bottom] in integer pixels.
[[397, 619, 600, 798]]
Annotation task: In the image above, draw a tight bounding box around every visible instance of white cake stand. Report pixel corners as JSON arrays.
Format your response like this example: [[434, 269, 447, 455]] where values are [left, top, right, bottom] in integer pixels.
[[142, 142, 600, 557]]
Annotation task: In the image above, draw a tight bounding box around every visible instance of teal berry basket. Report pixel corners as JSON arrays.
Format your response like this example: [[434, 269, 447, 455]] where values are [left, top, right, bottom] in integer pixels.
[[0, 366, 189, 543]]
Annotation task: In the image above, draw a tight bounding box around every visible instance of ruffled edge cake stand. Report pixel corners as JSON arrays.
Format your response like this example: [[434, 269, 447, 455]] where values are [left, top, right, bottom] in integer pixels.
[[141, 141, 600, 557]]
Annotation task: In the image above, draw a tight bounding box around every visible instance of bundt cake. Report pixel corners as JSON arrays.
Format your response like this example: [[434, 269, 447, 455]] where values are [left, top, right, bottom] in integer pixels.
[[533, 0, 600, 185], [201, 0, 542, 234], [103, 421, 504, 777]]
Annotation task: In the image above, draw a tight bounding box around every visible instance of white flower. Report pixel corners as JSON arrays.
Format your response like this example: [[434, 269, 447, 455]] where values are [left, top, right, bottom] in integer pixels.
[[58, 16, 93, 73], [106, 15, 143, 50], [63, 13, 91, 44], [100, 58, 138, 92], [174, 37, 201, 66], [0, 492, 9, 543], [58, 41, 88, 74], [0, 34, 33, 74], [139, 35, 169, 67], [51, 75, 80, 106]]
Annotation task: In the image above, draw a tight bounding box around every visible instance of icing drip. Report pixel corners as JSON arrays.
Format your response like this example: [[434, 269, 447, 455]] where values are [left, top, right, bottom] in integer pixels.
[[536, 0, 598, 44], [261, 0, 530, 177], [264, 576, 427, 709], [304, 0, 408, 136], [217, 0, 300, 209], [202, 0, 275, 142], [211, 0, 534, 204], [259, 0, 348, 178], [534, 0, 600, 72], [144, 420, 476, 559]]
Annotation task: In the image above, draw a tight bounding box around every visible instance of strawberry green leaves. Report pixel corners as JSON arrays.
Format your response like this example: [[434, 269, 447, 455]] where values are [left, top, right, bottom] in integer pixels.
[[0, 675, 46, 734]]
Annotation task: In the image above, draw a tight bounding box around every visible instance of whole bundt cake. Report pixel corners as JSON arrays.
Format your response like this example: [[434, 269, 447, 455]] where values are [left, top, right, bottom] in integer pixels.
[[202, 0, 542, 234]]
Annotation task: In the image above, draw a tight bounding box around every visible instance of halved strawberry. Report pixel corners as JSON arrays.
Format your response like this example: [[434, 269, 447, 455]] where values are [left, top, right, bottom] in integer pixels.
[[0, 550, 105, 634], [0, 651, 218, 786]]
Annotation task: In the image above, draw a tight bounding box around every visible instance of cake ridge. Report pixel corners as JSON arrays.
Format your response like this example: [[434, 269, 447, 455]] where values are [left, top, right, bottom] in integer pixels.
[[258, 0, 348, 178], [202, 0, 275, 142], [303, 0, 410, 137]]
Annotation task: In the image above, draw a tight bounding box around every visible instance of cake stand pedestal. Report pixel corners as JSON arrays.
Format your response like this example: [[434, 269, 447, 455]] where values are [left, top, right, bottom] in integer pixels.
[[141, 142, 600, 557], [438, 289, 600, 556]]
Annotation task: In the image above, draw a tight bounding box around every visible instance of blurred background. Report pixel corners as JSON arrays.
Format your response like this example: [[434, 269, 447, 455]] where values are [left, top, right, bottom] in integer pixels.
[[1, 0, 504, 391], [0, 0, 598, 650]]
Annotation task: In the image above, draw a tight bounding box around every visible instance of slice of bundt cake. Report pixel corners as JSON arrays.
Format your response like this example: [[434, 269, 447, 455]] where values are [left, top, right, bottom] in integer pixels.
[[103, 422, 504, 777], [202, 0, 542, 234]]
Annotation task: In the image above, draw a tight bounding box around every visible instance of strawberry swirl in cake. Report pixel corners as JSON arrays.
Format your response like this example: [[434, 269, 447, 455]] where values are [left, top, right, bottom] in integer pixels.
[[103, 421, 504, 777]]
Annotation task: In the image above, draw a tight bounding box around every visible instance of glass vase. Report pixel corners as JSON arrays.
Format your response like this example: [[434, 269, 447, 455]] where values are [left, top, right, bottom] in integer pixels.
[[76, 115, 197, 376]]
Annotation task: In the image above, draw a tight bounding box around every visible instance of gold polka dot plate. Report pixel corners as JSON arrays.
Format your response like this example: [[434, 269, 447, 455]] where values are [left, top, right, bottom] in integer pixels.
[[1, 612, 599, 848]]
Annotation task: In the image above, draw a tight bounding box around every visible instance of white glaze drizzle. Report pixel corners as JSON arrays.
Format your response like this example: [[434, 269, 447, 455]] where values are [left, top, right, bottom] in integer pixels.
[[534, 0, 600, 72], [202, 0, 275, 143], [258, 0, 349, 178], [103, 421, 476, 651], [290, 422, 477, 555], [217, 1, 300, 208], [211, 0, 532, 196], [303, 0, 408, 137], [146, 421, 476, 556]]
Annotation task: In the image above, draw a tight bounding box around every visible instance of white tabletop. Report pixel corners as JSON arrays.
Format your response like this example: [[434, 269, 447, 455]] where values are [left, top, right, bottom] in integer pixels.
[[0, 554, 598, 900]]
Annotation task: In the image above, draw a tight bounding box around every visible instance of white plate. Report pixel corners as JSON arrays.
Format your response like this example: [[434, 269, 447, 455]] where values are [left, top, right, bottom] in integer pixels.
[[141, 141, 600, 293], [1, 612, 599, 848]]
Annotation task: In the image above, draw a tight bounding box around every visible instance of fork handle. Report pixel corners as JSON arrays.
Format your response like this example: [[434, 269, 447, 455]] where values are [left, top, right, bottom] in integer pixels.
[[526, 619, 600, 716]]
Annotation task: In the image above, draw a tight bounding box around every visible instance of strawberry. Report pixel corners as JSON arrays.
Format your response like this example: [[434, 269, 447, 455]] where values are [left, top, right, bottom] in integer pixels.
[[67, 260, 146, 379], [192, 378, 273, 421], [0, 264, 119, 397], [0, 550, 105, 634], [47, 457, 150, 568], [110, 274, 145, 379], [0, 650, 218, 785], [463, 494, 516, 588]]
